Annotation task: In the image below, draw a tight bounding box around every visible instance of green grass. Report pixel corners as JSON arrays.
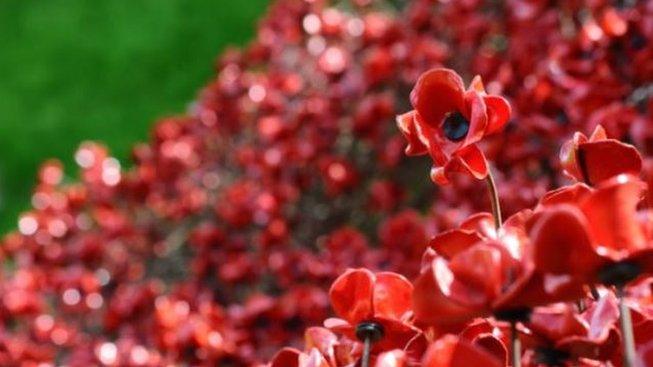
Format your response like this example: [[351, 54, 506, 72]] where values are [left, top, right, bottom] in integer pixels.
[[0, 0, 269, 233]]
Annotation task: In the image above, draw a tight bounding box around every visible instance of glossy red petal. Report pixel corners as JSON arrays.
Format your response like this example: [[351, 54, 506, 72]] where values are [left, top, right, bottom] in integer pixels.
[[529, 205, 604, 280], [448, 243, 503, 304], [329, 268, 374, 324], [429, 229, 484, 260], [438, 144, 489, 183], [529, 304, 586, 342], [372, 272, 413, 321], [580, 175, 647, 257], [577, 140, 642, 185], [410, 68, 466, 127], [483, 95, 511, 135], [462, 91, 488, 146], [413, 258, 486, 326], [537, 183, 592, 207], [373, 318, 422, 352], [396, 112, 428, 156]]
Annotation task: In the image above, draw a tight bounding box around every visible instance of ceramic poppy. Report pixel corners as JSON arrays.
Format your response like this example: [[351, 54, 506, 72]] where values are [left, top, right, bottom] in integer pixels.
[[560, 125, 642, 186], [397, 68, 511, 184], [524, 296, 620, 364], [326, 268, 420, 352], [414, 208, 586, 327], [531, 174, 653, 287]]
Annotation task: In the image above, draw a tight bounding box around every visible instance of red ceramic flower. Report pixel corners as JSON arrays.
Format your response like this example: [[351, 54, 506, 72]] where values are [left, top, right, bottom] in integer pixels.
[[524, 296, 620, 364], [531, 174, 652, 287], [560, 125, 642, 186], [397, 68, 511, 184], [326, 268, 419, 352], [414, 212, 583, 327]]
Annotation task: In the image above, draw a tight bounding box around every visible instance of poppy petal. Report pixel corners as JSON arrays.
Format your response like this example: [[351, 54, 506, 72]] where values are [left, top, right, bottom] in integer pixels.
[[580, 174, 647, 256], [410, 68, 466, 128], [413, 258, 486, 326], [329, 268, 375, 324], [456, 144, 490, 180], [448, 244, 503, 304], [530, 205, 604, 280], [588, 125, 608, 141], [429, 229, 484, 260], [484, 95, 511, 135], [373, 272, 413, 321], [537, 183, 592, 207], [396, 112, 428, 156], [461, 91, 488, 146], [576, 140, 642, 185], [468, 75, 485, 93]]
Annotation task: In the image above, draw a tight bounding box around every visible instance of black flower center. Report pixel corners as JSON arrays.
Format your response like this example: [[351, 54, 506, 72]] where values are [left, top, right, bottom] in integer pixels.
[[534, 347, 570, 366], [494, 307, 532, 322], [597, 261, 641, 287], [442, 111, 470, 142], [355, 321, 385, 343]]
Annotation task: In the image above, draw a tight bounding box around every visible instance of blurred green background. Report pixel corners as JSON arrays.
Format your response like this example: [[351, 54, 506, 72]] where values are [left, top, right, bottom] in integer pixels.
[[0, 0, 269, 233]]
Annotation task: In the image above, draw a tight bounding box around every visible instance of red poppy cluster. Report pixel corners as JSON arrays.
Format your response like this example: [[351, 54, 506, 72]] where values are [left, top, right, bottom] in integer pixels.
[[2, 0, 653, 366]]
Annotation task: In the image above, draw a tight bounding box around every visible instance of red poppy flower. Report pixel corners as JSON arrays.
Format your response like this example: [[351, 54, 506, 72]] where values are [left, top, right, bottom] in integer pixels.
[[560, 125, 642, 186], [422, 334, 504, 367], [414, 212, 584, 327], [525, 296, 620, 364], [531, 174, 652, 287], [325, 268, 419, 352], [397, 68, 511, 185]]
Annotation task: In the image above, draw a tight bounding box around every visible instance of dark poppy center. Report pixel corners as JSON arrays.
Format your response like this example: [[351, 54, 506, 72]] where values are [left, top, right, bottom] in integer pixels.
[[534, 348, 570, 366], [442, 111, 469, 142], [355, 321, 385, 343], [494, 307, 532, 323], [597, 260, 641, 287]]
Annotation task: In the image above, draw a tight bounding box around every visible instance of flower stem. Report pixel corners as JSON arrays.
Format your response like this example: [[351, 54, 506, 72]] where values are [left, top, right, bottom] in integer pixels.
[[617, 288, 636, 367], [511, 321, 522, 367], [485, 168, 503, 230], [361, 336, 371, 367]]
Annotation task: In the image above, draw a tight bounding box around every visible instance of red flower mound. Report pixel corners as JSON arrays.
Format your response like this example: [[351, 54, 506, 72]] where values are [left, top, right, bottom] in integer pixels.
[[3, 0, 653, 366]]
